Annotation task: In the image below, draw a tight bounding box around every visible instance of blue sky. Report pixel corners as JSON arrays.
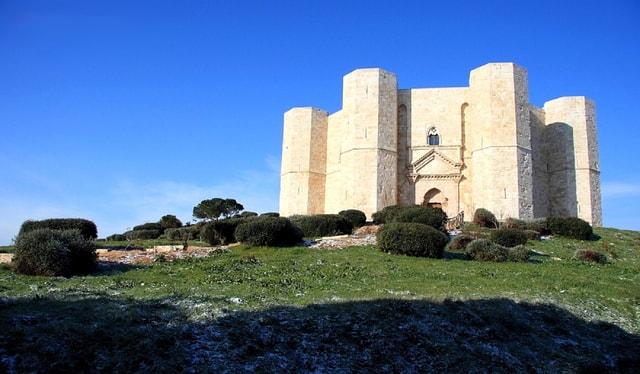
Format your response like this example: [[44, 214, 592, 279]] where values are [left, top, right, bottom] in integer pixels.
[[1, 0, 639, 244]]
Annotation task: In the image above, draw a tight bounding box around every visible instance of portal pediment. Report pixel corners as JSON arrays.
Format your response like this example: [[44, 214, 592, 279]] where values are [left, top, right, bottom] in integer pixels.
[[410, 149, 462, 175]]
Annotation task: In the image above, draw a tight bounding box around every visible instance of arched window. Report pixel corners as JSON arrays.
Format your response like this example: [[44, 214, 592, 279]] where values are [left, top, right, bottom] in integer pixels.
[[428, 127, 440, 146]]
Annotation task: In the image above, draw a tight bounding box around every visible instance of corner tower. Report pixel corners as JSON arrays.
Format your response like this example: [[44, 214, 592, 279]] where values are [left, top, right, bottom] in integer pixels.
[[544, 97, 602, 226], [324, 68, 398, 217], [466, 63, 534, 220], [279, 107, 328, 216]]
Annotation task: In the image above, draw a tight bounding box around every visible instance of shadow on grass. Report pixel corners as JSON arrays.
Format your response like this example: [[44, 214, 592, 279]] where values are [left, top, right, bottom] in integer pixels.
[[1, 297, 638, 373]]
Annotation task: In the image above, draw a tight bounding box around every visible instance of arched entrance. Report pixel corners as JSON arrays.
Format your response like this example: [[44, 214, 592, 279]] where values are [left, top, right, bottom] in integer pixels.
[[422, 188, 445, 209]]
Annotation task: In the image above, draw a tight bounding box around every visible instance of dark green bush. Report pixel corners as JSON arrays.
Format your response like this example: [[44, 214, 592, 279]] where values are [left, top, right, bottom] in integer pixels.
[[338, 209, 367, 229], [201, 218, 245, 245], [240, 211, 259, 218], [574, 249, 607, 264], [105, 233, 127, 241], [377, 222, 449, 258], [234, 217, 302, 247], [19, 218, 98, 240], [447, 234, 475, 251], [466, 239, 530, 262], [133, 222, 165, 232], [473, 208, 498, 228], [507, 245, 531, 262], [372, 205, 447, 231], [13, 229, 96, 277], [524, 229, 541, 241], [126, 229, 162, 240], [393, 206, 447, 232], [490, 228, 528, 247], [465, 239, 508, 262], [502, 217, 527, 230], [547, 217, 593, 240], [260, 212, 280, 218], [526, 218, 551, 235], [372, 205, 409, 224], [165, 227, 199, 241], [289, 214, 353, 237]]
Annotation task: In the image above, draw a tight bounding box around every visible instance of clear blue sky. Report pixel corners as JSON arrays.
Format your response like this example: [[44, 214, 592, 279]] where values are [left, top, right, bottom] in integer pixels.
[[1, 0, 639, 244]]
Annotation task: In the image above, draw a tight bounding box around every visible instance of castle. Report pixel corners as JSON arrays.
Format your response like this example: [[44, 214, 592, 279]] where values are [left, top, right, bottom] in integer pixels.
[[279, 62, 602, 226]]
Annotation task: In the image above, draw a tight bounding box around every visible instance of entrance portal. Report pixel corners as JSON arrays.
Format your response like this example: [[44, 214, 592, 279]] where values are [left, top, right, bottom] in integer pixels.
[[423, 188, 445, 210]]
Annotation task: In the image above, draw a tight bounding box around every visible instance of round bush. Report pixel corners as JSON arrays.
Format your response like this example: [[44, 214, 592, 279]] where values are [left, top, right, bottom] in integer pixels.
[[377, 222, 449, 258], [523, 229, 541, 241], [126, 229, 162, 240], [490, 228, 528, 247], [19, 218, 98, 240], [574, 249, 607, 264], [201, 218, 245, 245], [473, 208, 498, 228], [106, 233, 127, 241], [338, 209, 367, 229], [393, 206, 448, 232], [466, 239, 530, 263], [502, 217, 527, 230], [133, 222, 165, 233], [507, 245, 531, 262], [465, 239, 508, 262], [447, 234, 475, 251], [372, 205, 409, 224], [547, 217, 593, 240], [166, 227, 199, 241], [289, 214, 353, 237], [13, 229, 96, 277], [234, 217, 302, 247]]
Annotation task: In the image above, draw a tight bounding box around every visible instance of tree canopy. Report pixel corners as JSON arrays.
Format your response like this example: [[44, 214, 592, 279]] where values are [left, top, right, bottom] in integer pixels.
[[193, 198, 244, 221]]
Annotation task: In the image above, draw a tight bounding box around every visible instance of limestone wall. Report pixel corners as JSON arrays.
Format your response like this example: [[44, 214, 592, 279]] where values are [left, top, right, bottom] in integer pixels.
[[279, 107, 328, 216], [324, 68, 398, 218], [467, 63, 534, 220], [544, 97, 602, 226], [279, 63, 601, 226]]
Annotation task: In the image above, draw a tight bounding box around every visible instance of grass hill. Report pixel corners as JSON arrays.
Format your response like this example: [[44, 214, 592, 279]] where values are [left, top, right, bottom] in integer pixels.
[[1, 227, 638, 372]]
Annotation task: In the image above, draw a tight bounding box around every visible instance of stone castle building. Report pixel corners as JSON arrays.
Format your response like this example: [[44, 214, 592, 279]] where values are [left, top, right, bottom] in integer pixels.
[[279, 62, 602, 226]]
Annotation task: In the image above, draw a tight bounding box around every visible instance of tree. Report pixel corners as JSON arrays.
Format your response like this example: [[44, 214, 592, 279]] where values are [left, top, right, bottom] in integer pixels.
[[192, 198, 244, 221], [159, 214, 182, 230]]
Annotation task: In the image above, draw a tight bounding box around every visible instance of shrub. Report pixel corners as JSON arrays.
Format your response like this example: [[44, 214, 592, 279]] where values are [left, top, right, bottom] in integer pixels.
[[201, 218, 245, 245], [465, 239, 508, 262], [507, 245, 531, 262], [106, 233, 127, 241], [447, 234, 475, 251], [466, 239, 530, 262], [547, 217, 593, 240], [338, 209, 367, 229], [234, 217, 302, 247], [289, 214, 353, 237], [240, 211, 259, 218], [524, 229, 541, 241], [473, 208, 498, 228], [125, 229, 162, 240], [133, 222, 164, 233], [377, 222, 449, 258], [13, 229, 96, 277], [19, 218, 98, 240], [574, 249, 608, 264], [490, 228, 528, 247], [502, 217, 527, 230], [393, 206, 448, 232], [372, 205, 409, 224], [166, 227, 198, 241], [526, 218, 551, 235], [260, 212, 280, 218]]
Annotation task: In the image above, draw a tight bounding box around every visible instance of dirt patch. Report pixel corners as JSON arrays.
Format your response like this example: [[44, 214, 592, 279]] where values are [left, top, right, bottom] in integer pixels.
[[97, 246, 228, 265]]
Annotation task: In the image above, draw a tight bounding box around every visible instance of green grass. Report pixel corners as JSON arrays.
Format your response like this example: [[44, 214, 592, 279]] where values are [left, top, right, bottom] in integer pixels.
[[1, 227, 639, 372]]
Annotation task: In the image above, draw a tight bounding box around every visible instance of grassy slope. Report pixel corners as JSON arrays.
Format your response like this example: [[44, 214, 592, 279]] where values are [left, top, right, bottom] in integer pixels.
[[1, 227, 639, 372]]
